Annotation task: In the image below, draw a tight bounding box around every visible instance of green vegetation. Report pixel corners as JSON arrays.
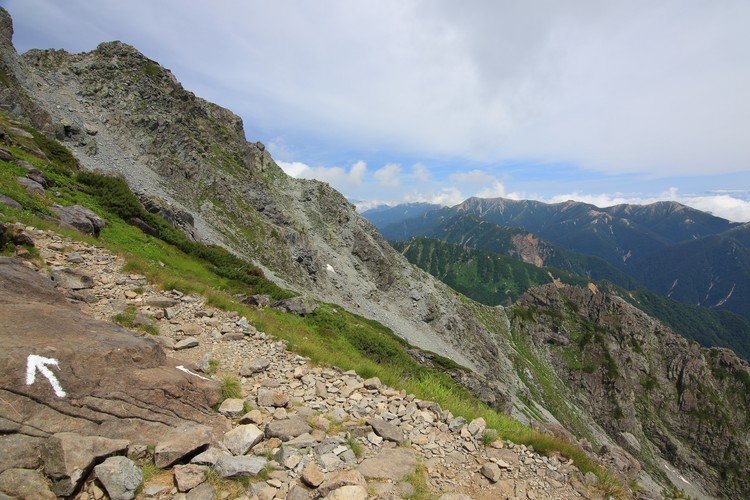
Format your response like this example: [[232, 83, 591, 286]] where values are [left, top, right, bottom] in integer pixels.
[[482, 428, 498, 446], [141, 61, 162, 79], [0, 115, 622, 495], [112, 305, 159, 335], [345, 434, 363, 458], [220, 376, 242, 400], [402, 462, 431, 500]]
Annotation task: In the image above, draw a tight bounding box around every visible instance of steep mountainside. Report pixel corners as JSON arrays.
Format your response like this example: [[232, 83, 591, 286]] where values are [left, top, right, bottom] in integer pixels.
[[0, 9, 523, 400], [511, 285, 750, 498]]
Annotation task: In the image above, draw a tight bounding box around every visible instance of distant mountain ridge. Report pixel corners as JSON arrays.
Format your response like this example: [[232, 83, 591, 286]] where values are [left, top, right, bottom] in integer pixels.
[[364, 197, 749, 320]]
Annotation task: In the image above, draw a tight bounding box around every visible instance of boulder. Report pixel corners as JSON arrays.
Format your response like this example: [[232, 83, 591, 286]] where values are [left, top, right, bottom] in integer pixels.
[[0, 468, 55, 499], [363, 377, 382, 389], [214, 455, 267, 478], [146, 296, 180, 308], [26, 168, 48, 187], [223, 424, 263, 455], [467, 417, 486, 436], [301, 463, 325, 488], [174, 336, 199, 350], [367, 417, 403, 442], [173, 464, 209, 492], [42, 432, 129, 496], [271, 296, 319, 316], [127, 216, 159, 237], [480, 462, 501, 482], [265, 418, 312, 441], [326, 485, 368, 500], [93, 456, 141, 500], [16, 176, 44, 196], [240, 357, 271, 376], [0, 194, 21, 210], [357, 447, 417, 481], [318, 470, 367, 497], [154, 424, 213, 468], [217, 398, 245, 417], [50, 267, 94, 290], [190, 447, 228, 466], [186, 482, 216, 500], [243, 294, 271, 307], [51, 205, 105, 236]]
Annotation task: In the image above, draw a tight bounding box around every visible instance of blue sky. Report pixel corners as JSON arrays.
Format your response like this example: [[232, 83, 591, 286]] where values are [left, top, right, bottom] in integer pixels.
[[4, 0, 750, 220]]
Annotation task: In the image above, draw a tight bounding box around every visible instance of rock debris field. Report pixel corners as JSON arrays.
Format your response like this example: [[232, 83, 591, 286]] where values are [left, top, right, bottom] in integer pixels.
[[0, 224, 598, 500]]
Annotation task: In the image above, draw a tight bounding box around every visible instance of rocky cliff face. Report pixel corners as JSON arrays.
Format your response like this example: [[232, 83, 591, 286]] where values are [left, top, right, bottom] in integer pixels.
[[512, 284, 750, 497], [0, 9, 520, 404]]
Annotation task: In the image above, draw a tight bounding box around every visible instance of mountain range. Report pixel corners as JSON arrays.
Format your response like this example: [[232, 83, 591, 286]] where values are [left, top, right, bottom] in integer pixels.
[[366, 199, 749, 321]]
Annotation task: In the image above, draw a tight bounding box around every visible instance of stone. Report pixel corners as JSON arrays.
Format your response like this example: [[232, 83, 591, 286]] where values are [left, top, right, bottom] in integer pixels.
[[301, 463, 325, 488], [287, 485, 312, 500], [214, 455, 268, 478], [16, 176, 45, 196], [132, 311, 154, 328], [0, 194, 21, 210], [265, 418, 312, 441], [66, 251, 84, 263], [173, 464, 209, 492], [486, 448, 519, 467], [481, 462, 501, 482], [51, 205, 106, 236], [448, 416, 467, 432], [154, 424, 212, 468], [438, 494, 473, 500], [42, 432, 129, 496], [367, 417, 403, 442], [190, 447, 228, 466], [467, 417, 486, 436], [223, 424, 264, 455], [271, 296, 319, 316], [326, 485, 368, 500], [358, 447, 418, 481], [174, 336, 199, 350], [0, 433, 44, 471], [619, 431, 642, 453], [27, 168, 49, 187], [318, 470, 367, 496], [186, 482, 216, 500], [126, 444, 148, 461], [240, 409, 264, 425], [93, 456, 141, 500], [50, 267, 95, 290], [146, 296, 180, 308], [363, 377, 382, 389], [218, 398, 245, 417], [0, 468, 55, 499], [241, 357, 271, 376], [243, 294, 271, 307]]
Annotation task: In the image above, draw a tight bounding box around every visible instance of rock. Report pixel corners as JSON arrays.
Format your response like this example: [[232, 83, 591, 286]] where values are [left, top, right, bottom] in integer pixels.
[[467, 417, 486, 436], [367, 417, 403, 442], [174, 336, 199, 350], [265, 418, 312, 441], [217, 398, 245, 417], [363, 377, 382, 389], [448, 417, 467, 432], [485, 448, 520, 468], [42, 432, 129, 496], [287, 485, 313, 500], [127, 216, 159, 237], [173, 464, 209, 492], [301, 463, 325, 488], [16, 176, 45, 195], [93, 456, 141, 500], [180, 323, 203, 336], [0, 194, 21, 210], [0, 434, 44, 471], [51, 205, 106, 236], [481, 462, 501, 482], [186, 482, 216, 500], [257, 388, 289, 407], [50, 267, 95, 289], [326, 485, 368, 500], [358, 447, 417, 481], [223, 424, 264, 455], [619, 431, 642, 453], [241, 357, 271, 376], [584, 471, 598, 486], [154, 424, 212, 468], [27, 168, 48, 187], [0, 468, 56, 499], [240, 409, 264, 425], [66, 251, 84, 263], [133, 311, 154, 328], [146, 296, 180, 308], [0, 148, 12, 161], [271, 296, 319, 316], [190, 447, 228, 466], [318, 470, 367, 496], [598, 444, 641, 481], [438, 494, 473, 500], [214, 455, 267, 478], [243, 294, 271, 307]]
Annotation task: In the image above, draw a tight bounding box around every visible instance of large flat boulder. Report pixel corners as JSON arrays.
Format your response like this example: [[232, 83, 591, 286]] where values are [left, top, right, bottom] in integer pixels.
[[0, 257, 226, 497], [357, 447, 417, 481]]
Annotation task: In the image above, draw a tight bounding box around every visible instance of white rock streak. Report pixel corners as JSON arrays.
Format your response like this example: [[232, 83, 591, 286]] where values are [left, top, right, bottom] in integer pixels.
[[25, 354, 66, 398], [176, 365, 210, 381]]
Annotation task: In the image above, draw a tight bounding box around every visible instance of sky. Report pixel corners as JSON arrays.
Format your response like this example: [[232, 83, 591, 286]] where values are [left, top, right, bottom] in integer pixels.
[[4, 0, 750, 221]]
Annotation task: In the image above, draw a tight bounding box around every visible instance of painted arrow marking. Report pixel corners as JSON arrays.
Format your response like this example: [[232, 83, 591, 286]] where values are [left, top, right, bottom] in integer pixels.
[[176, 365, 210, 381], [26, 355, 66, 398]]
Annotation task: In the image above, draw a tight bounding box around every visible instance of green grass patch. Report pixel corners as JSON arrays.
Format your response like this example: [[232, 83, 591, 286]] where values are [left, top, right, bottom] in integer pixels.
[[221, 376, 242, 400], [346, 434, 363, 458]]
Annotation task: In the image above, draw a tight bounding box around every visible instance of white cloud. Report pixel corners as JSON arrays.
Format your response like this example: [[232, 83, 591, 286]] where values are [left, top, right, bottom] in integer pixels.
[[12, 0, 749, 177], [403, 187, 465, 207], [277, 159, 367, 188], [450, 169, 498, 185], [373, 163, 402, 188], [411, 163, 431, 182]]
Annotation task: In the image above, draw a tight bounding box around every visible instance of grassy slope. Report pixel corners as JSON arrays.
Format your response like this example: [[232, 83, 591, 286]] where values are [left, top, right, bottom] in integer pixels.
[[0, 115, 623, 495]]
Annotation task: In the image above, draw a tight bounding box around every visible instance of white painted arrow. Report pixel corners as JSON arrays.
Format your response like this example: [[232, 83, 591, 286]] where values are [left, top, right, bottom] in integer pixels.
[[176, 365, 210, 381], [26, 355, 66, 398]]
